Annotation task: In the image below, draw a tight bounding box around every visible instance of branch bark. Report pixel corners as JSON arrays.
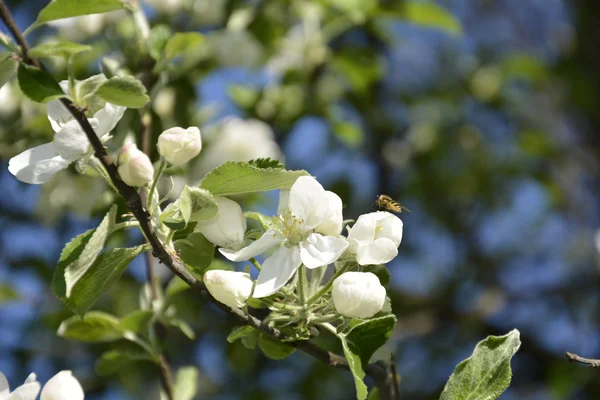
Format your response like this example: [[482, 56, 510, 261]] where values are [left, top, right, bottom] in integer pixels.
[[0, 3, 397, 398], [565, 352, 600, 368]]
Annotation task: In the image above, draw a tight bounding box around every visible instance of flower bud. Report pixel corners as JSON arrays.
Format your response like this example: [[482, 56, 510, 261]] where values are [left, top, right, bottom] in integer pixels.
[[332, 272, 386, 319], [117, 143, 154, 187], [157, 126, 202, 166], [196, 197, 247, 250], [347, 211, 403, 265], [40, 370, 84, 400], [203, 270, 253, 309]]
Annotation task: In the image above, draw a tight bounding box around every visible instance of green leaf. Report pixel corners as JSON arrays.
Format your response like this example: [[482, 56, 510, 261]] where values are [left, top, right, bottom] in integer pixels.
[[174, 366, 199, 400], [17, 64, 64, 103], [199, 161, 309, 196], [342, 315, 397, 368], [96, 346, 154, 376], [174, 232, 215, 274], [28, 41, 92, 59], [248, 158, 285, 169], [33, 0, 126, 26], [148, 24, 172, 61], [0, 283, 18, 303], [164, 32, 205, 60], [64, 205, 116, 298], [367, 388, 381, 400], [166, 277, 190, 300], [258, 334, 296, 360], [244, 212, 279, 232], [0, 33, 15, 51], [0, 53, 17, 89], [389, 1, 462, 35], [339, 334, 368, 400], [227, 326, 258, 350], [120, 310, 154, 333], [179, 186, 218, 224], [160, 201, 186, 230], [57, 311, 124, 343], [166, 318, 196, 340], [95, 75, 149, 108], [66, 246, 145, 316], [439, 329, 521, 400]]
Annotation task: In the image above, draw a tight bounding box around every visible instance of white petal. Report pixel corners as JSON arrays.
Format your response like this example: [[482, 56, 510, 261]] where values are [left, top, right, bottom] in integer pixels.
[[47, 100, 72, 132], [346, 213, 378, 252], [253, 245, 302, 298], [197, 197, 247, 249], [24, 374, 37, 385], [93, 102, 126, 137], [40, 370, 84, 400], [288, 176, 330, 231], [219, 229, 284, 261], [376, 213, 403, 247], [8, 382, 41, 400], [53, 119, 100, 160], [8, 143, 71, 184], [299, 233, 349, 269], [277, 189, 290, 215], [0, 372, 9, 396], [314, 191, 343, 236], [356, 238, 398, 265]]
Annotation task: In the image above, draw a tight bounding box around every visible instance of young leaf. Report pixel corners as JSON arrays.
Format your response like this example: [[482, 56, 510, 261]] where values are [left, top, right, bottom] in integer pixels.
[[439, 329, 521, 400], [96, 346, 154, 376], [17, 64, 64, 103], [338, 334, 368, 400], [342, 315, 397, 368], [95, 75, 150, 108], [160, 201, 186, 230], [179, 186, 218, 224], [173, 366, 200, 400], [28, 41, 92, 59], [199, 161, 309, 196], [67, 246, 145, 316], [120, 310, 154, 334], [174, 232, 215, 274], [257, 334, 296, 360], [164, 32, 205, 60], [165, 318, 196, 340], [33, 0, 126, 25], [389, 1, 462, 35], [64, 205, 116, 298], [148, 24, 172, 60], [227, 326, 258, 350], [57, 311, 124, 343], [0, 53, 17, 89]]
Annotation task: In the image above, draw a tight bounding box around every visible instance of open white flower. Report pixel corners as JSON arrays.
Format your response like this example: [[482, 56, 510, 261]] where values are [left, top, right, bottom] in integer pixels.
[[332, 272, 386, 319], [196, 197, 247, 250], [219, 176, 348, 298], [347, 211, 403, 265], [8, 80, 125, 184], [0, 370, 83, 400]]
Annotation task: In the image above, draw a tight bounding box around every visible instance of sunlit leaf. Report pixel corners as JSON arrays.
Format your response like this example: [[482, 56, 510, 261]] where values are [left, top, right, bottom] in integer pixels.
[[96, 346, 154, 376], [95, 75, 149, 108], [0, 53, 17, 89], [28, 41, 92, 59], [179, 186, 218, 224], [33, 0, 126, 27], [58, 311, 124, 343], [174, 366, 200, 400], [164, 32, 205, 60], [258, 334, 296, 360]]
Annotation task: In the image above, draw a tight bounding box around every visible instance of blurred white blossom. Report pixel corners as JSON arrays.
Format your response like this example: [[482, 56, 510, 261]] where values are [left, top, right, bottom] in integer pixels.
[[0, 370, 84, 400], [0, 84, 19, 117], [332, 272, 386, 319], [47, 11, 124, 39]]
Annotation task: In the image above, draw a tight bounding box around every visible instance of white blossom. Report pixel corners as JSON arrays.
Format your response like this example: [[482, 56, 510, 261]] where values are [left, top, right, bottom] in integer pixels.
[[196, 197, 246, 250], [0, 370, 84, 400], [332, 272, 386, 319], [203, 270, 253, 309], [117, 144, 155, 187], [347, 211, 403, 265], [8, 80, 125, 184], [157, 126, 202, 166], [219, 176, 348, 298]]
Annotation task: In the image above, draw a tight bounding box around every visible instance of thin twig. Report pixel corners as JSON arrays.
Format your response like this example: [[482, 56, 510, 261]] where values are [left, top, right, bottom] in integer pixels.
[[0, 2, 395, 393], [565, 352, 600, 367], [157, 354, 175, 400]]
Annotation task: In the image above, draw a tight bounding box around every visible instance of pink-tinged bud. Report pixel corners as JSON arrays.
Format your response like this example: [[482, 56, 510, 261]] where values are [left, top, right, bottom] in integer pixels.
[[117, 143, 154, 187], [157, 126, 202, 166]]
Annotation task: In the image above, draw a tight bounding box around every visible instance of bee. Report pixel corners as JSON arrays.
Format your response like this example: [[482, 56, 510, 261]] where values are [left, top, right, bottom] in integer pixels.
[[375, 194, 411, 214]]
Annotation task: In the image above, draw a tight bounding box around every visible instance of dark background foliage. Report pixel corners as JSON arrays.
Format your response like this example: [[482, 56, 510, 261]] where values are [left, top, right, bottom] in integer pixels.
[[1, 0, 600, 399]]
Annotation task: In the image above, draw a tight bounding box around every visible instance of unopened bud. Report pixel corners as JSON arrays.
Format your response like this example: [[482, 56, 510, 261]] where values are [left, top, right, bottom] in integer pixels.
[[332, 272, 386, 319], [204, 270, 253, 309], [40, 370, 84, 400], [157, 126, 202, 166], [117, 143, 154, 187]]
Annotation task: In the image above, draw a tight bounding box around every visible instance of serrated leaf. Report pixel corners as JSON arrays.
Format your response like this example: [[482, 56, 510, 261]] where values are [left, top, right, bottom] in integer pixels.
[[339, 334, 368, 400], [342, 315, 396, 368], [257, 334, 296, 360], [67, 246, 145, 316], [28, 41, 92, 59], [96, 346, 154, 376], [64, 205, 116, 298], [227, 326, 258, 350], [248, 158, 285, 169], [439, 329, 521, 400], [390, 1, 462, 35], [17, 64, 64, 103], [57, 311, 123, 343], [164, 32, 205, 60], [95, 75, 149, 108], [34, 0, 126, 25], [179, 186, 218, 224], [174, 232, 215, 274], [0, 53, 17, 89], [174, 366, 199, 400], [120, 310, 154, 333], [199, 161, 309, 196]]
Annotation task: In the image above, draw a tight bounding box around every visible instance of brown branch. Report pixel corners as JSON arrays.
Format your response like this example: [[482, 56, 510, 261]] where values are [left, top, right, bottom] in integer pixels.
[[0, 3, 397, 397], [565, 352, 600, 368], [157, 354, 175, 399]]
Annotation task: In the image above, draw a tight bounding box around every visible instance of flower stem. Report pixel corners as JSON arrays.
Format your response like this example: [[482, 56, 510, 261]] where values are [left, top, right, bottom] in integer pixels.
[[307, 262, 350, 305], [320, 322, 338, 336], [298, 265, 308, 305], [147, 158, 167, 213], [249, 257, 262, 271]]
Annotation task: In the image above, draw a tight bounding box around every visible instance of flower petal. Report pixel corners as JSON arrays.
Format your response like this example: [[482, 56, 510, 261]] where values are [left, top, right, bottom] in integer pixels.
[[8, 143, 71, 184], [376, 213, 403, 247], [219, 229, 284, 261], [300, 233, 349, 269], [315, 191, 343, 236], [0, 372, 9, 396], [253, 245, 302, 298], [8, 381, 41, 400], [356, 238, 398, 265], [277, 189, 290, 215], [53, 119, 100, 160], [93, 102, 126, 137], [47, 99, 72, 132], [288, 176, 330, 231], [346, 213, 378, 252]]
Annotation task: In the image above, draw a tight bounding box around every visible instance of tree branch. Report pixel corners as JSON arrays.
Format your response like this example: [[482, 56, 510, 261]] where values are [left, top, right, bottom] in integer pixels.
[[565, 352, 600, 368], [0, 3, 396, 397]]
